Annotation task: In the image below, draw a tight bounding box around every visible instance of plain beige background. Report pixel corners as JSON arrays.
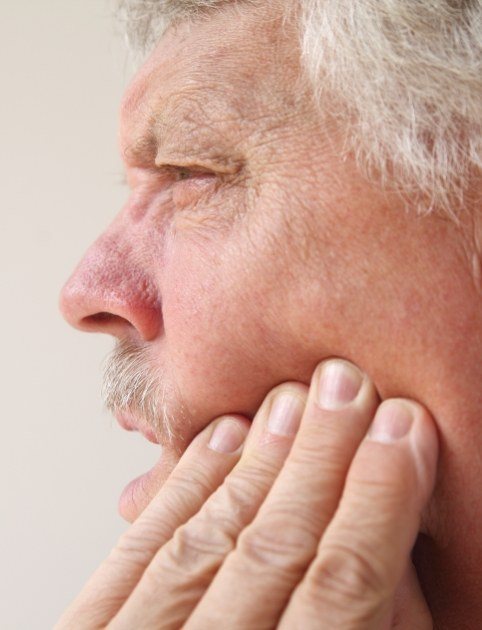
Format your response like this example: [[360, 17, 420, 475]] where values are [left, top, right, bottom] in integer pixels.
[[0, 2, 159, 627]]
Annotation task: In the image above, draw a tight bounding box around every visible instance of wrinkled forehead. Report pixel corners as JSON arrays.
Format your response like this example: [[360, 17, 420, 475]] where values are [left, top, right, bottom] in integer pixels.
[[119, 2, 302, 162], [118, 0, 267, 53]]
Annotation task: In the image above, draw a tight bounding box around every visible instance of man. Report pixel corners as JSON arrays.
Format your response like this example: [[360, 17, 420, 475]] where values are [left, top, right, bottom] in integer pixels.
[[57, 0, 481, 628]]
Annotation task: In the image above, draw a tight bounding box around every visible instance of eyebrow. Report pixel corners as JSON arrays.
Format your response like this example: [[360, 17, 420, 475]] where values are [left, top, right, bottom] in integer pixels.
[[123, 100, 200, 165], [123, 110, 243, 175], [124, 140, 243, 175], [124, 133, 158, 166]]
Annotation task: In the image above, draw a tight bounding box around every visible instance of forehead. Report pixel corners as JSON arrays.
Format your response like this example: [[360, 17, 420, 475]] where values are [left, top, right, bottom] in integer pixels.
[[120, 0, 239, 52], [119, 3, 300, 163]]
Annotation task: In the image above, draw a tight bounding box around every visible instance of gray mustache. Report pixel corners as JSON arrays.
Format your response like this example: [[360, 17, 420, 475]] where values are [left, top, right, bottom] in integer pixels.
[[102, 339, 180, 445]]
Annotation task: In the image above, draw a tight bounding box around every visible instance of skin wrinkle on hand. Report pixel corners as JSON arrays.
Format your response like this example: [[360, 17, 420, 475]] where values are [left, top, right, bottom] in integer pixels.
[[58, 2, 482, 628]]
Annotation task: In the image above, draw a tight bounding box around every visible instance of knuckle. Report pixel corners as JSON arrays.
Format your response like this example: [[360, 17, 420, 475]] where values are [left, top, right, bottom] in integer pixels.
[[351, 449, 416, 502], [113, 530, 158, 568], [171, 517, 235, 562], [357, 470, 412, 501], [307, 543, 388, 610], [237, 512, 317, 574], [290, 435, 349, 471], [235, 453, 282, 487], [173, 463, 216, 498], [193, 475, 260, 538], [144, 519, 234, 589], [217, 471, 267, 518]]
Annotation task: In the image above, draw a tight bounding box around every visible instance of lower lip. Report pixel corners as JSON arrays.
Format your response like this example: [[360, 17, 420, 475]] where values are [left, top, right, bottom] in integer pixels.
[[119, 441, 185, 523], [118, 452, 165, 521]]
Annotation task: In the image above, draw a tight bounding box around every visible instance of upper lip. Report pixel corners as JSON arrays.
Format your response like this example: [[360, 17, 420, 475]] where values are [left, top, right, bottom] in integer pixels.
[[115, 410, 160, 444]]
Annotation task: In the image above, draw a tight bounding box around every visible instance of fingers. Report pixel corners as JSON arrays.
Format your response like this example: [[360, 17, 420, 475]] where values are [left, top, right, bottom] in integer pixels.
[[57, 358, 438, 630], [279, 398, 438, 629], [55, 416, 250, 630], [186, 359, 380, 628], [108, 383, 308, 630]]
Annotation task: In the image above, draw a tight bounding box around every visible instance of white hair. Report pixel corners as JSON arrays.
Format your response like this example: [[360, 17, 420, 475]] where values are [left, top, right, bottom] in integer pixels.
[[302, 1, 482, 218], [117, 0, 482, 218]]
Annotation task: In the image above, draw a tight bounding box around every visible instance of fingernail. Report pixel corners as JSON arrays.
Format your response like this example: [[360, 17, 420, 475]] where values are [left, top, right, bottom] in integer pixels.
[[317, 360, 363, 410], [368, 400, 414, 443], [267, 392, 304, 437], [208, 418, 247, 453]]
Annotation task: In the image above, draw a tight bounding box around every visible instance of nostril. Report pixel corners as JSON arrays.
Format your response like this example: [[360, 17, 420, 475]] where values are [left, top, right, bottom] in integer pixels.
[[86, 312, 116, 324], [82, 312, 134, 332]]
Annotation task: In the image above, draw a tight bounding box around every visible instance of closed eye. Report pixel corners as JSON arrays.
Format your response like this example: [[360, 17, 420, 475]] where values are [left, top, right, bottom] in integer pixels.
[[161, 165, 218, 208], [176, 167, 195, 181], [162, 164, 215, 182]]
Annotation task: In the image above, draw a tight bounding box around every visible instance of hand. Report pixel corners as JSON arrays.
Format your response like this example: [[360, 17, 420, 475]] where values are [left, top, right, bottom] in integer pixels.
[[56, 358, 438, 629]]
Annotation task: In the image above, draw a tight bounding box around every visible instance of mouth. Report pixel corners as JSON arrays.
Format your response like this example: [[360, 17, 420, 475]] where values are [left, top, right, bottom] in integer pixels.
[[115, 410, 178, 522], [115, 410, 160, 444]]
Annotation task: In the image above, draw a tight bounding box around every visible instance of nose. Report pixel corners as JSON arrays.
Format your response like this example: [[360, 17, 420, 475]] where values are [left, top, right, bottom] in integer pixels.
[[59, 230, 162, 341]]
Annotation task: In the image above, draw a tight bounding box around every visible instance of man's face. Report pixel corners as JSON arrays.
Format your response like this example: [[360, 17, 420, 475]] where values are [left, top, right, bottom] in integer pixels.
[[61, 2, 481, 620]]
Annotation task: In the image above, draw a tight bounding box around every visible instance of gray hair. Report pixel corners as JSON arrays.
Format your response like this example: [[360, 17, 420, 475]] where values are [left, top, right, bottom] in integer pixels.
[[103, 339, 189, 445], [117, 0, 482, 218]]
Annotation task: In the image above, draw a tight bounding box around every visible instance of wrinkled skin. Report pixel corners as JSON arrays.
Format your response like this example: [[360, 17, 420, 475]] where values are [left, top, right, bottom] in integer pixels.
[[60, 2, 482, 628], [56, 361, 438, 629]]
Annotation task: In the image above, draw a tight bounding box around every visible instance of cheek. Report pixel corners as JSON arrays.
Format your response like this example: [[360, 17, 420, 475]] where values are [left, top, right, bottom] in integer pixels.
[[160, 219, 309, 420], [160, 235, 269, 418]]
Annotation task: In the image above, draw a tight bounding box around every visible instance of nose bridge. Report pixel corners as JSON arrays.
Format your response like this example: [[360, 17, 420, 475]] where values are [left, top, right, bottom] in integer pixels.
[[59, 223, 162, 341]]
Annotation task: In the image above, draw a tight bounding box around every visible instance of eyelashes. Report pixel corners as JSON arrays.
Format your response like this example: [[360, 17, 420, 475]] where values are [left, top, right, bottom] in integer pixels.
[[160, 164, 215, 183], [174, 167, 196, 181]]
